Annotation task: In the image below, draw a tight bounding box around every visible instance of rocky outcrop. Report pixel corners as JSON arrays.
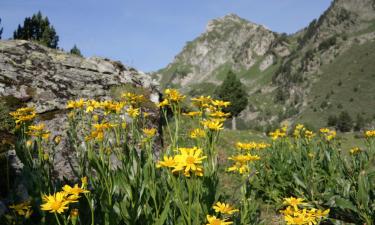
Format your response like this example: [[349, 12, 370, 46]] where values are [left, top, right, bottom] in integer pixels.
[[0, 40, 160, 179]]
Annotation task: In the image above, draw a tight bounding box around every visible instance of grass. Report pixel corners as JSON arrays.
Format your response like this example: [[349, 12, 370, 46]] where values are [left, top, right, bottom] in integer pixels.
[[296, 40, 375, 128]]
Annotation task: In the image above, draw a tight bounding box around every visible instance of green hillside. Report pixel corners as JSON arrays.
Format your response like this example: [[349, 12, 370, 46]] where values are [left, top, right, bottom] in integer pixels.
[[297, 40, 375, 129]]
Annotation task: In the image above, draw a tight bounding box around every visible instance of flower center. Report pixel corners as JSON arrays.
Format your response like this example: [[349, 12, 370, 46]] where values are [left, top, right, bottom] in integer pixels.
[[51, 201, 62, 210], [186, 156, 196, 165]]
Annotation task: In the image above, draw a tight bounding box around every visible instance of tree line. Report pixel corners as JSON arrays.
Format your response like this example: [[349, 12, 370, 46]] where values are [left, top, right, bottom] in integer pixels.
[[0, 11, 82, 56]]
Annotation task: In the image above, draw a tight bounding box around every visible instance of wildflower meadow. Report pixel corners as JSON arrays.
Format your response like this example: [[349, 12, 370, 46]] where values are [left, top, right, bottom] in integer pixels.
[[2, 89, 375, 225]]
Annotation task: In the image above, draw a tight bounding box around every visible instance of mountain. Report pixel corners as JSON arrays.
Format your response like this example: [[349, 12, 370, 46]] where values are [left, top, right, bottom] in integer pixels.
[[155, 0, 375, 131]]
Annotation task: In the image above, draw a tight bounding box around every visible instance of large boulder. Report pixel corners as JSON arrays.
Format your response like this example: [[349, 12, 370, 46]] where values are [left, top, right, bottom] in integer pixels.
[[0, 40, 160, 179]]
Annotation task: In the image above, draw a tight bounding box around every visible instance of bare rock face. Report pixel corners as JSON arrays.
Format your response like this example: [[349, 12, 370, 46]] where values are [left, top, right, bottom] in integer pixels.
[[156, 14, 282, 90], [0, 40, 160, 179]]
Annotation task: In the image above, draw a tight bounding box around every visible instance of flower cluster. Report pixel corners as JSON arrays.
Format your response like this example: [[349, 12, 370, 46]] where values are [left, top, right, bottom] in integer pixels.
[[280, 197, 329, 225], [66, 93, 146, 116], [319, 128, 336, 141], [293, 124, 315, 140], [41, 178, 89, 214], [190, 128, 206, 139], [9, 107, 36, 125], [27, 123, 50, 140], [85, 122, 117, 141], [227, 154, 260, 174], [205, 202, 238, 225], [156, 147, 207, 177], [142, 128, 157, 138], [201, 119, 224, 131], [157, 89, 186, 107], [9, 201, 33, 219], [364, 130, 375, 138], [236, 141, 270, 151], [349, 147, 361, 155], [269, 126, 287, 140]]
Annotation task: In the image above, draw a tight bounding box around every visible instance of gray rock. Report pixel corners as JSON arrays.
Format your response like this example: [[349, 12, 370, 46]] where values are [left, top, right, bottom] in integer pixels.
[[0, 40, 160, 179]]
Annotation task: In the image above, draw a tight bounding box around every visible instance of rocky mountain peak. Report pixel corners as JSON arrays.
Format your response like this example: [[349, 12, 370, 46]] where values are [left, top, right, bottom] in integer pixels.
[[157, 14, 279, 90], [206, 13, 265, 33]]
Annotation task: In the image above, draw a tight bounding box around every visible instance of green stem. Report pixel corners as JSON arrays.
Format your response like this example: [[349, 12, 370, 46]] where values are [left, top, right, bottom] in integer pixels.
[[85, 194, 95, 225], [54, 213, 62, 225]]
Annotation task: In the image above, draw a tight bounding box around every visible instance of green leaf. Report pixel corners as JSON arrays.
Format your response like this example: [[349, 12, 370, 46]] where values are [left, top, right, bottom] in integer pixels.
[[154, 195, 171, 225], [293, 173, 307, 189], [333, 197, 359, 213]]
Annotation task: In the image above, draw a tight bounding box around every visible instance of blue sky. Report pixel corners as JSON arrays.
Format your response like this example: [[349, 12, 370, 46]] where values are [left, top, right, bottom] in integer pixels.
[[0, 0, 332, 72]]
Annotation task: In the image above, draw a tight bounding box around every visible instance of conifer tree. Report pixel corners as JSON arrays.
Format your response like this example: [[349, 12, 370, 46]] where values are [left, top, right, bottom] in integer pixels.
[[13, 11, 59, 48], [337, 111, 353, 132], [215, 70, 248, 130], [70, 44, 82, 57]]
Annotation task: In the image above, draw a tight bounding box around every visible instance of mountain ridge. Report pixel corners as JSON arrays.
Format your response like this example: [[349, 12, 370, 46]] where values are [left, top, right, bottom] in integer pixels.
[[155, 0, 375, 131]]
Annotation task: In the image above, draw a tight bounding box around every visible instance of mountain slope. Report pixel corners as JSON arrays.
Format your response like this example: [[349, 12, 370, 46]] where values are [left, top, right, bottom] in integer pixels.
[[156, 0, 375, 131]]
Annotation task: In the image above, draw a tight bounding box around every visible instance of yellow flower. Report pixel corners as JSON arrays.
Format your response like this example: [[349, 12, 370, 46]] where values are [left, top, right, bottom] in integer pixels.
[[213, 202, 239, 214], [173, 147, 207, 177], [85, 100, 101, 113], [209, 111, 230, 118], [310, 208, 330, 219], [26, 140, 33, 147], [41, 192, 70, 214], [27, 123, 51, 139], [157, 99, 169, 108], [164, 89, 185, 103], [191, 96, 212, 109], [66, 99, 85, 109], [201, 119, 224, 131], [143, 128, 157, 138], [9, 107, 37, 125], [304, 130, 315, 140], [190, 128, 206, 139], [121, 92, 145, 106], [86, 122, 117, 141], [92, 114, 99, 122], [156, 156, 176, 168], [228, 154, 261, 162], [62, 184, 89, 196], [236, 142, 270, 151], [280, 206, 294, 216], [349, 147, 361, 155], [269, 128, 287, 140], [284, 214, 310, 225], [319, 128, 330, 133], [9, 201, 33, 218], [364, 130, 375, 138], [227, 162, 249, 174], [126, 106, 140, 118], [319, 128, 336, 141], [205, 215, 233, 225], [54, 136, 61, 144], [211, 100, 230, 108], [283, 197, 306, 211], [182, 111, 202, 117]]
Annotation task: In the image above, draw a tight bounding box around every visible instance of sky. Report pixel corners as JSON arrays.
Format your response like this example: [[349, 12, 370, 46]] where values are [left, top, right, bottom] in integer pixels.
[[0, 0, 332, 72]]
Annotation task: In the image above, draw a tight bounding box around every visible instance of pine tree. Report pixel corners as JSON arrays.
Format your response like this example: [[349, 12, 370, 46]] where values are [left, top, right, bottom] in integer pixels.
[[327, 115, 338, 127], [70, 45, 83, 57], [354, 114, 365, 131], [337, 111, 353, 132], [0, 18, 3, 39], [215, 70, 248, 130], [13, 11, 59, 48]]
